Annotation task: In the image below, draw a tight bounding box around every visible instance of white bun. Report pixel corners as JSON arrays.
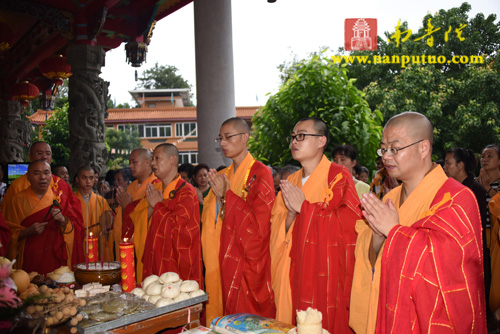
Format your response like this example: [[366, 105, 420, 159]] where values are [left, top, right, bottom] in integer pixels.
[[159, 272, 180, 284], [161, 284, 181, 299], [148, 295, 162, 304], [173, 292, 190, 302], [131, 288, 145, 298], [142, 275, 159, 289], [146, 282, 162, 296], [189, 289, 205, 298], [155, 298, 174, 307], [180, 280, 199, 292]]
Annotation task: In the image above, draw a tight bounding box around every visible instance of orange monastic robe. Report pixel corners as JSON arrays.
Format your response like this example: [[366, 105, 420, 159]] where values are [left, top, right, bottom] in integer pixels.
[[113, 173, 157, 259], [123, 176, 182, 283], [202, 153, 276, 325], [76, 191, 113, 261], [202, 152, 276, 325], [4, 188, 66, 274], [350, 165, 485, 333], [270, 155, 360, 333], [376, 168, 486, 333], [1, 174, 84, 269], [489, 192, 500, 312]]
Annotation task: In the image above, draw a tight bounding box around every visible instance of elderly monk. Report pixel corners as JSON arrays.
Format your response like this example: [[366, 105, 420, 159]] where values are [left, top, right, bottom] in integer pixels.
[[3, 160, 84, 274], [350, 112, 486, 333], [202, 117, 276, 324], [123, 144, 202, 287], [0, 141, 84, 268], [115, 148, 157, 260], [75, 166, 114, 261], [270, 117, 360, 333]]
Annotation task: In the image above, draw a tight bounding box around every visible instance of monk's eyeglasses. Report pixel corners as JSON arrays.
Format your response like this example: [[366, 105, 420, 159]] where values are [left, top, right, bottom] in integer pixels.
[[286, 133, 323, 143], [377, 139, 424, 157], [215, 133, 245, 143]]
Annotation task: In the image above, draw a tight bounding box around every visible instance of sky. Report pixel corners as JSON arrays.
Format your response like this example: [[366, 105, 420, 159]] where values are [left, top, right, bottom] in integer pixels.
[[100, 0, 499, 108]]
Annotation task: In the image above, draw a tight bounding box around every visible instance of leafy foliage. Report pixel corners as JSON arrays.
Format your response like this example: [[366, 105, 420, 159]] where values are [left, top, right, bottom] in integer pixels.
[[105, 128, 142, 169], [341, 2, 500, 158], [137, 62, 190, 90], [41, 104, 70, 167], [249, 52, 383, 170]]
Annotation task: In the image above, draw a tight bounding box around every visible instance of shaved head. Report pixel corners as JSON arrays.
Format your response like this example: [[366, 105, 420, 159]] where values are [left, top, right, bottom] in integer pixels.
[[221, 117, 250, 134], [76, 165, 95, 177], [28, 159, 50, 173], [154, 143, 179, 159], [131, 148, 152, 160], [29, 141, 50, 155], [385, 111, 433, 147]]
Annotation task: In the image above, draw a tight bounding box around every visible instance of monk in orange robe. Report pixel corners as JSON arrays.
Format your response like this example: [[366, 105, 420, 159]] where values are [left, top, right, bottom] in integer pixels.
[[0, 142, 84, 268], [114, 148, 157, 259], [351, 112, 486, 333], [0, 212, 11, 257], [203, 117, 276, 325], [3, 160, 84, 274], [270, 117, 360, 333], [75, 166, 114, 261], [123, 143, 202, 288]]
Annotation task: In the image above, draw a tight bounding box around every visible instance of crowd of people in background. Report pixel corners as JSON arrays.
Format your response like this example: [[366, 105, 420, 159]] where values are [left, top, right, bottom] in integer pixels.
[[0, 112, 498, 333]]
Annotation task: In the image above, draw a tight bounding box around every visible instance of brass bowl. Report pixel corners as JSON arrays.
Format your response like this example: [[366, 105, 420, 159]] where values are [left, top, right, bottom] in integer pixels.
[[74, 262, 121, 286]]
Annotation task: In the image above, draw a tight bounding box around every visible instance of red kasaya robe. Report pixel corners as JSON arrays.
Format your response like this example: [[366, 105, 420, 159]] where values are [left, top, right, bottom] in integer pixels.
[[376, 178, 487, 333], [141, 178, 203, 288], [0, 212, 11, 257], [219, 160, 276, 318], [289, 162, 360, 334], [0, 174, 85, 268]]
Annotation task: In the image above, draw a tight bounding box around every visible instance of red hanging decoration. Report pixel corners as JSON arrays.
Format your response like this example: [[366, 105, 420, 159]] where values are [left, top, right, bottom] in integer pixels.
[[11, 81, 40, 111], [39, 54, 72, 95]]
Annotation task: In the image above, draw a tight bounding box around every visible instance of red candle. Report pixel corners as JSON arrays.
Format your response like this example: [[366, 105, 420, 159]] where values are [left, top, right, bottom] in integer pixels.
[[120, 238, 136, 292], [85, 232, 98, 263]]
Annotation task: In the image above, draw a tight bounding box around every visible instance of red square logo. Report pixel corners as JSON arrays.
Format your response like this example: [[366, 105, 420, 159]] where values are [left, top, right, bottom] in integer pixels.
[[345, 18, 377, 51]]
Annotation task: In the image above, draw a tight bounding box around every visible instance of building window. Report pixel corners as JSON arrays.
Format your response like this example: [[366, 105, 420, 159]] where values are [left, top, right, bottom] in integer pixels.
[[144, 123, 171, 138], [117, 124, 143, 137], [148, 103, 156, 108], [175, 122, 197, 137], [179, 151, 198, 164]]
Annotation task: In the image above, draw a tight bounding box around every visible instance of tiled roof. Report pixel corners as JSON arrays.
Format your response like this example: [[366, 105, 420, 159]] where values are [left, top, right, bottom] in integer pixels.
[[28, 106, 261, 125]]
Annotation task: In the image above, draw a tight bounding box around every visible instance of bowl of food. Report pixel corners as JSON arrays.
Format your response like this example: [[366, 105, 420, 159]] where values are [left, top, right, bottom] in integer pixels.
[[74, 262, 121, 286]]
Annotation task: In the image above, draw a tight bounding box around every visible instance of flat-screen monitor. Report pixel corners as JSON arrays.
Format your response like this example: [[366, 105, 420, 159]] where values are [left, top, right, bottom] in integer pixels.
[[7, 163, 29, 185]]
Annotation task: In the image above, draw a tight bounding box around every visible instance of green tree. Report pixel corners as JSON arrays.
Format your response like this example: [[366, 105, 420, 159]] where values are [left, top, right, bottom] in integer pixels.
[[137, 62, 191, 90], [105, 128, 142, 169], [340, 2, 500, 158], [250, 52, 383, 170], [41, 104, 70, 166]]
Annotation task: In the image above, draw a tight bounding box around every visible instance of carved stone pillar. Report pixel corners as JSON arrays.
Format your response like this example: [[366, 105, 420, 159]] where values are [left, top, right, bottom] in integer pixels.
[[66, 44, 109, 178], [0, 100, 31, 164]]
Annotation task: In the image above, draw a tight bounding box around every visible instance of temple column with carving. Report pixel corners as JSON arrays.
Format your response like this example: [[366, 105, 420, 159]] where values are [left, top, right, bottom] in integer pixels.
[[66, 44, 109, 178], [194, 0, 236, 168], [0, 100, 31, 164]]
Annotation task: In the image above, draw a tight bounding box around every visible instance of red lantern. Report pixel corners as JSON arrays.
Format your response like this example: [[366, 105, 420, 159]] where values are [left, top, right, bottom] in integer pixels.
[[39, 54, 72, 95], [11, 81, 40, 111], [0, 22, 14, 52]]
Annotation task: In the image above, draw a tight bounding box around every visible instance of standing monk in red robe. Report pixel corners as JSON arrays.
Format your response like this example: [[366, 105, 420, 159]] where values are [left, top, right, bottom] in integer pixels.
[[115, 148, 158, 261], [202, 117, 276, 325], [355, 112, 486, 333], [124, 143, 202, 288], [0, 141, 84, 268], [270, 117, 360, 333], [3, 160, 82, 274]]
